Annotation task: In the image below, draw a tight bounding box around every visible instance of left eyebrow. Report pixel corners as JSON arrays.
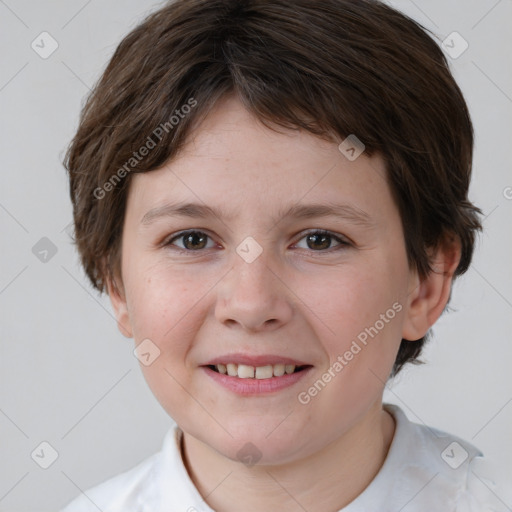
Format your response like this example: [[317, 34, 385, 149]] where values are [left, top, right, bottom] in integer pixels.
[[140, 200, 375, 229], [275, 202, 374, 228]]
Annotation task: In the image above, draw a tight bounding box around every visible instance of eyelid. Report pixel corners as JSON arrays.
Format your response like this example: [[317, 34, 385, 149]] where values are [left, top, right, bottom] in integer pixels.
[[163, 228, 352, 253], [163, 229, 219, 251], [292, 229, 352, 250]]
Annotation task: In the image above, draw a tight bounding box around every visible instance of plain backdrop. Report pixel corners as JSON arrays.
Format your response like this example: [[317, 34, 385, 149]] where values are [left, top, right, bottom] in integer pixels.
[[0, 0, 511, 510]]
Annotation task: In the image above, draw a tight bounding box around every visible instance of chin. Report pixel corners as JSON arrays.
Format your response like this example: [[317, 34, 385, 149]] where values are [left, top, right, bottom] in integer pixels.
[[202, 422, 312, 466]]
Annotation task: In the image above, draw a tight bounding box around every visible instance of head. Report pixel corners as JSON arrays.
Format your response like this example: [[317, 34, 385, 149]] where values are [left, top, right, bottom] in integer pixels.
[[65, 0, 481, 463]]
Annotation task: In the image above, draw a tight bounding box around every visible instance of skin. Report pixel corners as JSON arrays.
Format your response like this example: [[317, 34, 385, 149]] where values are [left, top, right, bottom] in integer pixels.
[[107, 95, 460, 511]]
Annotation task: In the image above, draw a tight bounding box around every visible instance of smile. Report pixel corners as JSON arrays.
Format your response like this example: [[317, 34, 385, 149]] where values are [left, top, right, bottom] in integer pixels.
[[209, 363, 308, 379], [202, 358, 312, 395]]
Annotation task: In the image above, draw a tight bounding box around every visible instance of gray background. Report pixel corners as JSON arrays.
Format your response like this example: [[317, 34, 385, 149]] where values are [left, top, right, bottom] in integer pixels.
[[0, 0, 511, 510]]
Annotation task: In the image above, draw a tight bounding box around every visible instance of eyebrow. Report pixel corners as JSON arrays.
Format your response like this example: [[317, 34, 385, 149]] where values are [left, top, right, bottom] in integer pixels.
[[140, 200, 374, 228]]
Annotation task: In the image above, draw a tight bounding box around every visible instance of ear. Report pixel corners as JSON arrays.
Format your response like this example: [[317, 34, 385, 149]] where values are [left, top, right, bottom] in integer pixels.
[[106, 272, 133, 338], [402, 237, 461, 341]]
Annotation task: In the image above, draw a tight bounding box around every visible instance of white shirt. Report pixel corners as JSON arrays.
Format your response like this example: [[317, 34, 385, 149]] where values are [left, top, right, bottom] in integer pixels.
[[61, 404, 510, 511]]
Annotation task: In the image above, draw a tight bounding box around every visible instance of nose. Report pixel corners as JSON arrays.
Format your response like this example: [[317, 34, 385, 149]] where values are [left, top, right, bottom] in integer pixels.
[[215, 252, 294, 333]]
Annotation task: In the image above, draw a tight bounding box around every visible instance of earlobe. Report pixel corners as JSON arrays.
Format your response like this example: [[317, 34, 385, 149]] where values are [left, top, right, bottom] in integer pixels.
[[106, 274, 133, 338], [402, 239, 461, 341]]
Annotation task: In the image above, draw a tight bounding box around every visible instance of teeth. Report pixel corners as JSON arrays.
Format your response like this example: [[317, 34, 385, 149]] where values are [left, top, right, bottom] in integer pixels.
[[237, 364, 255, 379], [285, 364, 295, 374], [213, 363, 298, 379], [273, 364, 285, 377], [255, 365, 273, 379]]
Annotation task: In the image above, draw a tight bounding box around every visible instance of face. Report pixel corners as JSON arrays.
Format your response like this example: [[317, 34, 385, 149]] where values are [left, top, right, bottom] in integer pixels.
[[111, 96, 420, 465]]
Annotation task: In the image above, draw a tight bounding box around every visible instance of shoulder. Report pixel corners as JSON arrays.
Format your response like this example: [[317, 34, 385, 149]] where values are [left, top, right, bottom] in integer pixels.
[[456, 456, 512, 512], [60, 438, 167, 512], [382, 404, 511, 512]]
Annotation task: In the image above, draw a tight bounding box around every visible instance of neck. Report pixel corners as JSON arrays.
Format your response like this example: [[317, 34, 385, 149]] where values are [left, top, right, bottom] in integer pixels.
[[181, 403, 395, 512]]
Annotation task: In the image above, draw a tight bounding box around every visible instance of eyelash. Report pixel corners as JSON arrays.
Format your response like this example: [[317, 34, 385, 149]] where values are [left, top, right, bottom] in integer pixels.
[[163, 229, 351, 254]]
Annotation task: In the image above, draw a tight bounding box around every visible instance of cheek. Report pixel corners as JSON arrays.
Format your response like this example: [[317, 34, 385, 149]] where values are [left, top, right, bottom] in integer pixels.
[[125, 263, 204, 342], [295, 267, 406, 425], [301, 251, 409, 381], [299, 262, 406, 339], [125, 269, 208, 414]]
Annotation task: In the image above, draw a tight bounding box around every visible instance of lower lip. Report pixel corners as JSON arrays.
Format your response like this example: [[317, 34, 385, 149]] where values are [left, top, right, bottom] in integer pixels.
[[202, 366, 312, 395]]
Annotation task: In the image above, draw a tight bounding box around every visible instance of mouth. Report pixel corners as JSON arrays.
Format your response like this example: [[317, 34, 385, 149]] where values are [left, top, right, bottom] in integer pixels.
[[207, 363, 311, 379], [201, 356, 313, 395]]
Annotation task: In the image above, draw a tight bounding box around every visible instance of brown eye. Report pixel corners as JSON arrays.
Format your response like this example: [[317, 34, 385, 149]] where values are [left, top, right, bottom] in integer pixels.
[[306, 232, 332, 250], [167, 230, 214, 251], [294, 230, 349, 252]]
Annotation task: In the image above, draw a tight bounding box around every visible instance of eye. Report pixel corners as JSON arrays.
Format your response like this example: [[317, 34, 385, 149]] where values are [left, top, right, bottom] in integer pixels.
[[293, 230, 350, 252], [165, 230, 216, 251], [163, 229, 350, 253]]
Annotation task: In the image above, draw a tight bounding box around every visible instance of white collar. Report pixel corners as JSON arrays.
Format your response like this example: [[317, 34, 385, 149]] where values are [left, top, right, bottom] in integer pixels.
[[154, 404, 483, 511]]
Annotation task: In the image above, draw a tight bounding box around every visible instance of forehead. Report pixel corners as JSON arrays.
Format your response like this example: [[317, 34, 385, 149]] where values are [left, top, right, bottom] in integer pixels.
[[126, 96, 394, 225]]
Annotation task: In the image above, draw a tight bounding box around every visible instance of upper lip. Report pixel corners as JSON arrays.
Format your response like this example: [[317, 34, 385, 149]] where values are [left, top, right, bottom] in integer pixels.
[[203, 354, 311, 367]]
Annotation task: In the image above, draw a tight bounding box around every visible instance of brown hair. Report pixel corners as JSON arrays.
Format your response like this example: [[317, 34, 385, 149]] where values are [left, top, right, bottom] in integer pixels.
[[64, 0, 482, 376]]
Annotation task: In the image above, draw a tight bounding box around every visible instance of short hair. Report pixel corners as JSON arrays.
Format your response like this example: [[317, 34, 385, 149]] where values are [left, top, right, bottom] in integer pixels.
[[64, 0, 482, 376]]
